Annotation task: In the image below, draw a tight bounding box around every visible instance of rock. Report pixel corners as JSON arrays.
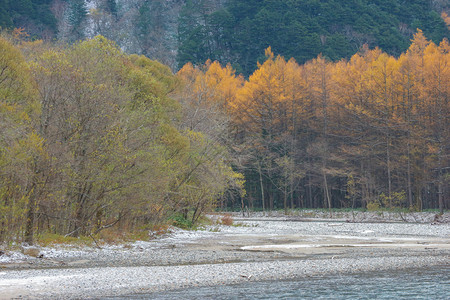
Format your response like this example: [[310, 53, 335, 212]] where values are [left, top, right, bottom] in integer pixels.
[[22, 246, 41, 258]]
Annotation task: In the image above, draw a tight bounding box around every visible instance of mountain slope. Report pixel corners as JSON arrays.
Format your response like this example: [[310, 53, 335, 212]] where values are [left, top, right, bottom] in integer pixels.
[[2, 0, 449, 73], [178, 0, 450, 74]]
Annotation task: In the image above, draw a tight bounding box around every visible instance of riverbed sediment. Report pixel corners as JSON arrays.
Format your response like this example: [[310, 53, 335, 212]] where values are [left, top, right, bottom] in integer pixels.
[[0, 212, 449, 299]]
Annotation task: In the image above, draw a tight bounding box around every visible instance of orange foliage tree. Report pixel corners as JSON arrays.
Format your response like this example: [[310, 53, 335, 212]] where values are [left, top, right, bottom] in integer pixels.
[[177, 31, 449, 212]]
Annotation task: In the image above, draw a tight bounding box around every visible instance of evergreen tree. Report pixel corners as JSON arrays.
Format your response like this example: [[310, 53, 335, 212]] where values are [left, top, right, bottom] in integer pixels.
[[0, 0, 57, 38], [106, 0, 118, 19], [0, 0, 13, 29], [68, 0, 88, 41], [177, 0, 450, 75]]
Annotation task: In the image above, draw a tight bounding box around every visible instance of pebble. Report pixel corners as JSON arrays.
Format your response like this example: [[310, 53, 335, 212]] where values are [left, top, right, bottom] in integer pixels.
[[0, 214, 448, 299]]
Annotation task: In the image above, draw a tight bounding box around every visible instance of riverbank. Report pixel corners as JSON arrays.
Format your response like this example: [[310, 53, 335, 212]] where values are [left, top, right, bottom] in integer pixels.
[[0, 212, 449, 299], [228, 209, 450, 223]]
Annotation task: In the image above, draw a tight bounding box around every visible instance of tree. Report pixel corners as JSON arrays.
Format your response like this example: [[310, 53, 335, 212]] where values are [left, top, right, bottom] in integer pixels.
[[176, 59, 245, 217], [420, 38, 449, 214], [177, 0, 450, 75], [0, 35, 41, 243], [68, 0, 88, 41], [229, 48, 309, 211]]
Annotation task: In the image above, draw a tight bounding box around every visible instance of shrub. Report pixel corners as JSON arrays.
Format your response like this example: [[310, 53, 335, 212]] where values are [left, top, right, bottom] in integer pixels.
[[170, 214, 193, 229], [220, 214, 233, 226], [366, 201, 380, 211]]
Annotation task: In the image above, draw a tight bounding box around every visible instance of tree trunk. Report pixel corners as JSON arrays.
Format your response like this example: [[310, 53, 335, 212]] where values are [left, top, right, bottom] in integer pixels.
[[386, 135, 392, 207], [407, 136, 414, 208], [322, 164, 332, 218], [290, 176, 294, 209], [438, 147, 444, 215], [308, 172, 313, 208], [258, 163, 265, 214], [24, 186, 36, 245], [269, 190, 274, 211]]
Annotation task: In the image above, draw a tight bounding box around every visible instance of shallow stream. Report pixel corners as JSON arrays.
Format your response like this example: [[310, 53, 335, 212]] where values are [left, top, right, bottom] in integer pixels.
[[125, 265, 449, 299]]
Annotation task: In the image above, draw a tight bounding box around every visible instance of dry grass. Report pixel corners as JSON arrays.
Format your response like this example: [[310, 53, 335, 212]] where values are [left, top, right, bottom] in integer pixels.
[[37, 233, 92, 247], [35, 223, 172, 248], [220, 214, 233, 226]]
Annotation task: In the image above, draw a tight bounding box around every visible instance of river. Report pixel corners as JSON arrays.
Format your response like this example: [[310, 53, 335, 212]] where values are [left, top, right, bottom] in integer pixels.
[[123, 266, 449, 299]]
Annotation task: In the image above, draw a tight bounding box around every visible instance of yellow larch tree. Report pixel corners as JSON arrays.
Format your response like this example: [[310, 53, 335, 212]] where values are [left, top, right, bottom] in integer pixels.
[[420, 38, 450, 214]]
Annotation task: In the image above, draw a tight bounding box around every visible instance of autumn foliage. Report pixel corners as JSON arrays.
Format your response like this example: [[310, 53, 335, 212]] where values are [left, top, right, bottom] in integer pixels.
[[177, 31, 449, 215], [0, 34, 244, 244], [0, 29, 448, 245]]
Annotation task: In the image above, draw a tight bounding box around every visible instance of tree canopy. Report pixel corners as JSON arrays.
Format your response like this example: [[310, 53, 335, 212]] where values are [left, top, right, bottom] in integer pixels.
[[178, 0, 450, 75]]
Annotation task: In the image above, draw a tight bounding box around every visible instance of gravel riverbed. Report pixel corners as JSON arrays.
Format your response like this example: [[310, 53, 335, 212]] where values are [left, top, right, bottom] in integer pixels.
[[0, 213, 449, 299]]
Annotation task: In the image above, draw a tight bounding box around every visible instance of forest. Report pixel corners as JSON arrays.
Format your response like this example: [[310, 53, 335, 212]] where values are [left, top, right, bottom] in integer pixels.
[[181, 30, 449, 215], [1, 30, 448, 245], [1, 1, 449, 71], [178, 0, 450, 74], [0, 33, 244, 244], [0, 1, 449, 245]]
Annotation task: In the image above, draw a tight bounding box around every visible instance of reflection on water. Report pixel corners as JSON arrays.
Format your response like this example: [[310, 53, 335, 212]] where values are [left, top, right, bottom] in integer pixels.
[[116, 266, 450, 299]]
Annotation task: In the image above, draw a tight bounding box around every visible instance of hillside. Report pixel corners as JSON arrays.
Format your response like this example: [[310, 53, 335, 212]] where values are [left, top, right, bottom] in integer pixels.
[[178, 0, 450, 74], [1, 0, 449, 73], [0, 0, 57, 38]]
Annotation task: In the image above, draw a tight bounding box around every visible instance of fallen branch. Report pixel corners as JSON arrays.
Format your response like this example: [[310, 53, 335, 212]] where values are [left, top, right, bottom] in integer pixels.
[[94, 216, 122, 235], [89, 233, 102, 249], [64, 227, 81, 237], [397, 212, 408, 222]]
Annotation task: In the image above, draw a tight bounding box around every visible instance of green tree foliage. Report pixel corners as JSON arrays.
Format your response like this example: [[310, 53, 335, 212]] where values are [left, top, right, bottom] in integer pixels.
[[0, 0, 13, 29], [0, 0, 57, 38], [68, 0, 88, 41], [178, 0, 450, 75], [0, 33, 244, 244], [105, 0, 118, 19], [0, 35, 41, 243]]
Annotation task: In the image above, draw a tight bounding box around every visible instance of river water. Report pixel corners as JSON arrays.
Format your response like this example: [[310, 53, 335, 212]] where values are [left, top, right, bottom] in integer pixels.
[[131, 266, 449, 299]]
